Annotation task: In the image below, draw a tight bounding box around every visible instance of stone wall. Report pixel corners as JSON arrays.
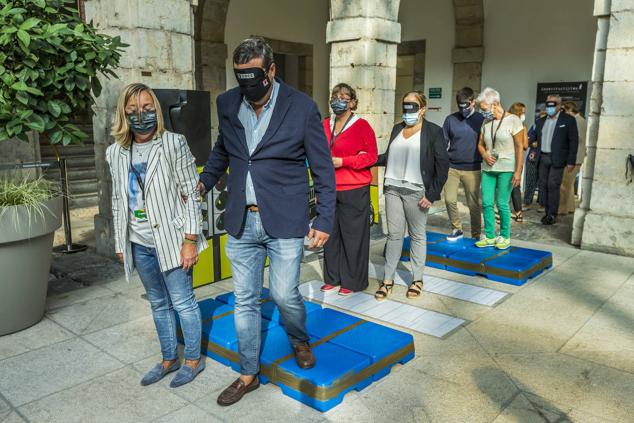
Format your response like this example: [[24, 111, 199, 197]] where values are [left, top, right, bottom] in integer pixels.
[[576, 0, 634, 256], [84, 0, 196, 257]]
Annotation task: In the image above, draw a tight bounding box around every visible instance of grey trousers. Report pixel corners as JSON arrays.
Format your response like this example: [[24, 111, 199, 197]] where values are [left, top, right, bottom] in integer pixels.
[[384, 186, 428, 283]]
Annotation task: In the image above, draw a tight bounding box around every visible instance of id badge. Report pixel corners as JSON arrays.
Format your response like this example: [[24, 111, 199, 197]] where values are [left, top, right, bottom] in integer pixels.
[[133, 208, 148, 222]]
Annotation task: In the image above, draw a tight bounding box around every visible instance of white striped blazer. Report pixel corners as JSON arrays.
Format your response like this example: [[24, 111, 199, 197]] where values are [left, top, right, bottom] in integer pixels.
[[105, 131, 208, 280]]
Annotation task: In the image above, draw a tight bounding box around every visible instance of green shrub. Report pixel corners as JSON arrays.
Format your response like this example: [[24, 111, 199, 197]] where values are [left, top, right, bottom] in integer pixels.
[[0, 0, 127, 145]]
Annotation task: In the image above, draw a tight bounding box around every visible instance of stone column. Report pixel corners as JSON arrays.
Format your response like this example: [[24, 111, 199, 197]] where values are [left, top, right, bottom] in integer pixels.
[[576, 0, 634, 257], [84, 0, 196, 257], [327, 0, 400, 152], [327, 1, 401, 232], [451, 0, 484, 110]]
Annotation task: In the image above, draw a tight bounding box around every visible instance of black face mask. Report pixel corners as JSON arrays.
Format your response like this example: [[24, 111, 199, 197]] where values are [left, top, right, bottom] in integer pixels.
[[458, 102, 473, 118], [234, 66, 272, 103]]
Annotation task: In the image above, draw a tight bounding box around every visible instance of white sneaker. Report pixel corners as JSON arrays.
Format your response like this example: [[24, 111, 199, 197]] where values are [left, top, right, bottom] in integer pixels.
[[447, 229, 464, 241]]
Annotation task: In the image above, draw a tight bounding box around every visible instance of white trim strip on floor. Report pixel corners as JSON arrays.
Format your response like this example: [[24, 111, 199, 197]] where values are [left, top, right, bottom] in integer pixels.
[[368, 262, 508, 307], [300, 280, 466, 338]]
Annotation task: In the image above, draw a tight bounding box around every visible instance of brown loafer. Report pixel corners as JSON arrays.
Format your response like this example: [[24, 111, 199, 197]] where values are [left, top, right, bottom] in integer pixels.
[[217, 376, 260, 406], [293, 342, 316, 369]]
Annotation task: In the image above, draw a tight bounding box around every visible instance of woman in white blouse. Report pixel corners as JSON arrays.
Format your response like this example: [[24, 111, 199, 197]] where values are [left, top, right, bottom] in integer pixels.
[[375, 91, 449, 300]]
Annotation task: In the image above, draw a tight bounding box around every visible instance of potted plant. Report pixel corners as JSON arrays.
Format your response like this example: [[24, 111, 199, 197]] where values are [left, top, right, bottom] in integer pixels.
[[0, 0, 126, 334], [0, 178, 62, 334]]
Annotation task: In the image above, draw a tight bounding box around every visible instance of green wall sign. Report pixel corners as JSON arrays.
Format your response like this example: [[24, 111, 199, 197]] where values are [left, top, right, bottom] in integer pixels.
[[429, 87, 442, 99]]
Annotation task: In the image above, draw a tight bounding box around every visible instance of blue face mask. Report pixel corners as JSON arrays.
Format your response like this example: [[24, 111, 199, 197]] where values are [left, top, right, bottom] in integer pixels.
[[330, 99, 349, 116], [402, 113, 419, 126], [480, 110, 493, 120], [546, 106, 557, 117], [127, 111, 158, 135]]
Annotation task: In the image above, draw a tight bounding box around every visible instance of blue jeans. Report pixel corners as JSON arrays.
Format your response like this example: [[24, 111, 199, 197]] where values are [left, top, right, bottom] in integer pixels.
[[132, 243, 202, 361], [225, 210, 308, 375]]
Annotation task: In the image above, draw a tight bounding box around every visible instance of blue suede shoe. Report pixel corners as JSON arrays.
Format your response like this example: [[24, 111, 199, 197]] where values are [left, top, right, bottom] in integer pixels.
[[170, 360, 205, 388], [140, 361, 180, 386]]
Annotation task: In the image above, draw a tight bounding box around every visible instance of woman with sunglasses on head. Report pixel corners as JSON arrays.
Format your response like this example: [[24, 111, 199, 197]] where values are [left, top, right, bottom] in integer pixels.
[[375, 91, 449, 300], [106, 83, 207, 388], [321, 83, 378, 296]]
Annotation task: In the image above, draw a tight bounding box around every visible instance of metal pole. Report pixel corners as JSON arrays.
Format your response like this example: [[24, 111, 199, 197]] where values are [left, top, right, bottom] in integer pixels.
[[53, 158, 87, 254]]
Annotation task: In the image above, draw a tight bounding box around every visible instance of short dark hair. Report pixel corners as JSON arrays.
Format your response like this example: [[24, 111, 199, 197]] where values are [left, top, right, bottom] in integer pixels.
[[233, 37, 274, 69], [330, 83, 358, 110], [456, 87, 475, 104]]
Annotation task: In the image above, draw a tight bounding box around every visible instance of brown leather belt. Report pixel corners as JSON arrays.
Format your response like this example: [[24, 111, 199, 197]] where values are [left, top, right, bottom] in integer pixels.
[[247, 205, 259, 212]]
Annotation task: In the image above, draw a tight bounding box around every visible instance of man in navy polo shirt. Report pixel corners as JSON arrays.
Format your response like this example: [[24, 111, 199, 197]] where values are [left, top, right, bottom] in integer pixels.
[[442, 87, 486, 240]]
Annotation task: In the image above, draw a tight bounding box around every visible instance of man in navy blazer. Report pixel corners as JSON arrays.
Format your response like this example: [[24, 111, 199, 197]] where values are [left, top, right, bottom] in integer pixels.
[[198, 38, 335, 406], [535, 94, 579, 225]]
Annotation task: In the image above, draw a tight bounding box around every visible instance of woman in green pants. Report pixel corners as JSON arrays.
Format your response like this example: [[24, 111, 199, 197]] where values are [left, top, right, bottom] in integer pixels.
[[475, 88, 524, 250]]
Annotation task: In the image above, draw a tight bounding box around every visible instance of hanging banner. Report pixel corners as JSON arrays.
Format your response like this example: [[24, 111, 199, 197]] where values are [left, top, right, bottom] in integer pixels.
[[535, 81, 588, 117]]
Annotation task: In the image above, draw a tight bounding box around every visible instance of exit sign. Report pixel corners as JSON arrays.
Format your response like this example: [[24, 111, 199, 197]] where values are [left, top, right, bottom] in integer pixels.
[[429, 87, 442, 99]]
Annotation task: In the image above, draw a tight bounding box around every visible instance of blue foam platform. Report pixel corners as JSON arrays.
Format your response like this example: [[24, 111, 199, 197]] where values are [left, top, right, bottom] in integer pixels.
[[215, 287, 271, 306], [182, 297, 415, 412], [325, 319, 415, 381], [399, 232, 552, 285], [261, 299, 322, 324]]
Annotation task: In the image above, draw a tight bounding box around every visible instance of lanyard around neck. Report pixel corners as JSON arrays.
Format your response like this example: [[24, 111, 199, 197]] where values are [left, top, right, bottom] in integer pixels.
[[129, 142, 148, 201], [490, 111, 506, 150], [330, 113, 354, 151]]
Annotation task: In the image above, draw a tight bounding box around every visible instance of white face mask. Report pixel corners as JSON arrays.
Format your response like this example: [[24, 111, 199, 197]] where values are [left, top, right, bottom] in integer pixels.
[[402, 112, 420, 126], [520, 114, 526, 123]]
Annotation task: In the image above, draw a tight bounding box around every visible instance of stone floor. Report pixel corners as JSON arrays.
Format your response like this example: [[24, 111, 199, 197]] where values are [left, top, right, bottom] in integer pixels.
[[2, 202, 633, 422]]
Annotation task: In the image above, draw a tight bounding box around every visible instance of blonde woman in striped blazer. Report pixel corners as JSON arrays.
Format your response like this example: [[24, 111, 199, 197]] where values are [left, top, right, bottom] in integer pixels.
[[106, 83, 208, 388]]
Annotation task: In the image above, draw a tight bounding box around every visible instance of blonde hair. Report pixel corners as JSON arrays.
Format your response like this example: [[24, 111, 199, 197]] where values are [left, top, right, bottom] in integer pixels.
[[111, 83, 165, 148], [508, 102, 526, 117]]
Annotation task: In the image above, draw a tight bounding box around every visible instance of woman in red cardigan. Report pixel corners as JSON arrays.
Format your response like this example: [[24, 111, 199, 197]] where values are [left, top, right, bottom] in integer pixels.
[[321, 83, 378, 295]]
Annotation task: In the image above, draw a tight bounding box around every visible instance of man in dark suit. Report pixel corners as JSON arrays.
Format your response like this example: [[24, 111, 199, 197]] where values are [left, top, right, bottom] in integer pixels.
[[198, 38, 336, 406], [535, 94, 579, 224]]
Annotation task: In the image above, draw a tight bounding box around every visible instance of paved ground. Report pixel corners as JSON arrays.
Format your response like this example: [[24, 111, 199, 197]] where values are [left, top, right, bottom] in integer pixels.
[[2, 202, 633, 423]]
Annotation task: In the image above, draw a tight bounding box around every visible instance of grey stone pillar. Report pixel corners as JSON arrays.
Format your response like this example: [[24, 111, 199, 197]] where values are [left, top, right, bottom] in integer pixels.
[[576, 0, 634, 256], [451, 0, 484, 110], [84, 0, 196, 257], [327, 0, 401, 233], [327, 0, 401, 152]]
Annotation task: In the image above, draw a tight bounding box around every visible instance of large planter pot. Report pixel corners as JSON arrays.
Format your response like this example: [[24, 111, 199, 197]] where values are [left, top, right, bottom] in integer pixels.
[[0, 197, 62, 335]]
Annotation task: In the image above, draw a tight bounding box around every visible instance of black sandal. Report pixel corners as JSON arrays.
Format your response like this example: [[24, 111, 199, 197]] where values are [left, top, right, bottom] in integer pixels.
[[406, 280, 423, 299], [374, 281, 394, 301], [514, 211, 524, 223]]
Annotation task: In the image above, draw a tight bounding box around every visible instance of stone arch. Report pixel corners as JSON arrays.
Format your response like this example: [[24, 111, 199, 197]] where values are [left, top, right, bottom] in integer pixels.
[[451, 0, 484, 109]]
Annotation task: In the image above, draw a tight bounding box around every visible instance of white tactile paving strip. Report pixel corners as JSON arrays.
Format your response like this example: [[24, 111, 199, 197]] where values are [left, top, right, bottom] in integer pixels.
[[300, 280, 466, 338], [368, 262, 508, 307]]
